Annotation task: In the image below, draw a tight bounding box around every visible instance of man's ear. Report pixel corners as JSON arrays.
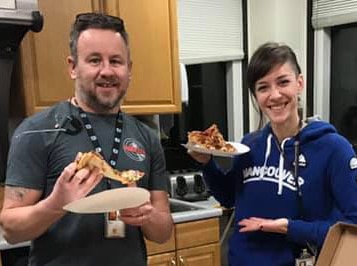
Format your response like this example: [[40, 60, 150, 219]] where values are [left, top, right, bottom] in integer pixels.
[[67, 56, 77, 80], [128, 61, 133, 80]]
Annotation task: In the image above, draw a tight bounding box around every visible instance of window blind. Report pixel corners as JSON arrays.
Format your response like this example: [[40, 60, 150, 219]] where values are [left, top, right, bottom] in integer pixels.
[[177, 0, 244, 64], [312, 0, 357, 29]]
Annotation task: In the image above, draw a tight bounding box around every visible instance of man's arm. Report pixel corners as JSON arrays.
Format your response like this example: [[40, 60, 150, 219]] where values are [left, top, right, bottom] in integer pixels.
[[0, 186, 65, 244], [120, 190, 173, 244], [0, 163, 103, 244], [141, 191, 173, 243]]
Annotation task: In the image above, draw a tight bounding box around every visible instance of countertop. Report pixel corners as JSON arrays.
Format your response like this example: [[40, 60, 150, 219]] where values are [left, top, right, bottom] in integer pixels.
[[0, 227, 30, 250], [170, 196, 223, 223], [0, 197, 222, 250]]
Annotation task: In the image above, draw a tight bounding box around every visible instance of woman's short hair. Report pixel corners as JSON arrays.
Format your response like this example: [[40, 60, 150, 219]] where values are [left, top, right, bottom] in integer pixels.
[[247, 42, 301, 96]]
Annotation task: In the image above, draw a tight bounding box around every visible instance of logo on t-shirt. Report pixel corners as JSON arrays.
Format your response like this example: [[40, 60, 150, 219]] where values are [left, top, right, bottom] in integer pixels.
[[123, 138, 146, 162]]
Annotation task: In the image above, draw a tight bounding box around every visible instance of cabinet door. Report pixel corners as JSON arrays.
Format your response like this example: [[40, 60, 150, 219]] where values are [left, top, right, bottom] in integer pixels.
[[19, 0, 102, 114], [147, 251, 176, 266], [106, 0, 181, 114], [175, 218, 220, 249], [177, 243, 221, 266], [18, 0, 180, 115]]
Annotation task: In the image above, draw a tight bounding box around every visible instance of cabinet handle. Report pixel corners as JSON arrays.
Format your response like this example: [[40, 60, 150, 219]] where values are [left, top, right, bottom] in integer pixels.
[[179, 256, 185, 266], [170, 257, 176, 265]]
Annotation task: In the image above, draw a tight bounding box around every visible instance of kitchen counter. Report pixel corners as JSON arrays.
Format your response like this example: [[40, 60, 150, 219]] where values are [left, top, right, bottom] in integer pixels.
[[0, 197, 222, 250], [0, 240, 30, 251], [170, 196, 222, 223], [0, 227, 30, 250]]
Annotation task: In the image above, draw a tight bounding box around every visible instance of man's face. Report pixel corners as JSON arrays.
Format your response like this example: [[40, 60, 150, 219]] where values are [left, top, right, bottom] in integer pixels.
[[68, 28, 132, 113]]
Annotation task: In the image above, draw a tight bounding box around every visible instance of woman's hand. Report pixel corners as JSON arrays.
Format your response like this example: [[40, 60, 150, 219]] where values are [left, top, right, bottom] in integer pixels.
[[187, 150, 211, 165], [238, 217, 289, 234]]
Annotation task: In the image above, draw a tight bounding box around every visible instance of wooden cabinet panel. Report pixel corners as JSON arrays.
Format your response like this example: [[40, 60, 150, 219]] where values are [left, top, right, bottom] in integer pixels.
[[177, 243, 221, 266], [20, 0, 102, 114], [175, 218, 220, 249], [145, 228, 175, 256], [147, 218, 221, 266], [147, 251, 176, 266], [18, 0, 180, 115], [114, 0, 181, 114]]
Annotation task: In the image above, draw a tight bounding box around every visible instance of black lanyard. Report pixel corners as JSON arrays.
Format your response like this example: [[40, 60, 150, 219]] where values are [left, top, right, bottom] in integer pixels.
[[293, 136, 304, 219], [77, 105, 123, 188]]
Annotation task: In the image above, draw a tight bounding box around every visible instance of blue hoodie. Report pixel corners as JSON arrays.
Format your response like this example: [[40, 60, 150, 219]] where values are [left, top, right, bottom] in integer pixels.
[[202, 120, 357, 266]]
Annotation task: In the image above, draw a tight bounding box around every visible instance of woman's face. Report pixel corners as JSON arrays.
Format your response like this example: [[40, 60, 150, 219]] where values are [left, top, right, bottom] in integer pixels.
[[254, 62, 303, 127]]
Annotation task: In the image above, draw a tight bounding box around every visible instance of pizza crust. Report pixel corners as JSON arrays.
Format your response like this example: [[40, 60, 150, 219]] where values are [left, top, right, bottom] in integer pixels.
[[75, 151, 144, 184]]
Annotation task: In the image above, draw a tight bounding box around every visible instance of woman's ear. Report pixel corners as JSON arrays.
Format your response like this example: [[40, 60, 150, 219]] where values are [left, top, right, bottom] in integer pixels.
[[67, 56, 77, 80], [297, 73, 304, 93]]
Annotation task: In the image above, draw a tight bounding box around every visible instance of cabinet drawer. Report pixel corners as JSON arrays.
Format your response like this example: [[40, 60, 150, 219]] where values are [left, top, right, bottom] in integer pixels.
[[175, 218, 219, 249]]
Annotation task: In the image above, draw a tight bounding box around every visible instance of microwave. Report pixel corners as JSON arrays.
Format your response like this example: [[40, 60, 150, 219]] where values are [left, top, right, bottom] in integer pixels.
[[0, 0, 42, 30]]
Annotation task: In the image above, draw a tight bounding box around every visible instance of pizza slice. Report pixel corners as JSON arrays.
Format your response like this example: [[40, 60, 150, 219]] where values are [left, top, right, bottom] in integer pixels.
[[75, 151, 145, 184], [187, 124, 236, 153]]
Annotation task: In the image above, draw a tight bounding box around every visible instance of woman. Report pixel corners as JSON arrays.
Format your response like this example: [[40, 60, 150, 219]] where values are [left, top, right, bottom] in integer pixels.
[[188, 42, 357, 266]]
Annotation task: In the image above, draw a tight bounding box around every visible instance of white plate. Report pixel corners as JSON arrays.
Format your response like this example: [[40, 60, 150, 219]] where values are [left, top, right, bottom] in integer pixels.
[[63, 187, 150, 214], [182, 142, 250, 157]]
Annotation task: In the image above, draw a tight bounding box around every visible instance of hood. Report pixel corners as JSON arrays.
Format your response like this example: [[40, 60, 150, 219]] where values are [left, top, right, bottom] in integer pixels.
[[257, 119, 337, 195], [260, 119, 337, 147]]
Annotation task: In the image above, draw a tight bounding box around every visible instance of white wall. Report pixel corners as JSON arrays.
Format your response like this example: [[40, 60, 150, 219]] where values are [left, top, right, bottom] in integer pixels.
[[247, 0, 307, 131]]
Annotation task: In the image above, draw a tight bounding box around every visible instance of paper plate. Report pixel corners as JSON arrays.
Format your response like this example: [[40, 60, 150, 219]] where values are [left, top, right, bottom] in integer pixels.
[[182, 142, 250, 158], [63, 187, 150, 214]]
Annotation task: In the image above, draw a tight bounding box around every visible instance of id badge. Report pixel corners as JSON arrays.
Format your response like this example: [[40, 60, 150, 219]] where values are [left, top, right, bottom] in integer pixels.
[[295, 249, 315, 266], [104, 211, 125, 238]]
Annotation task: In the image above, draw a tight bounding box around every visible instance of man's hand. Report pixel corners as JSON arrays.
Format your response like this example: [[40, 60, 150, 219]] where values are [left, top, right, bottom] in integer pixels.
[[238, 217, 289, 234], [119, 201, 153, 227], [45, 162, 103, 212]]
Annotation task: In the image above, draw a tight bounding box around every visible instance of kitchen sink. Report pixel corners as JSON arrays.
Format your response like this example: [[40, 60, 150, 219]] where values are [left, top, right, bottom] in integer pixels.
[[169, 198, 205, 213], [168, 198, 222, 223]]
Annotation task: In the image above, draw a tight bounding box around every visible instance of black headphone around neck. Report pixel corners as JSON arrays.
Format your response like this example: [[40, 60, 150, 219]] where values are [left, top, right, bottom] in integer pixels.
[[60, 100, 82, 135], [15, 101, 83, 138], [59, 114, 82, 135]]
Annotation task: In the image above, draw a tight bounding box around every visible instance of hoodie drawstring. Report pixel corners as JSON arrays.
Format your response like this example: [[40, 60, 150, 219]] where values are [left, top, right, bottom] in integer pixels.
[[278, 138, 289, 195], [260, 133, 291, 195], [260, 134, 272, 179]]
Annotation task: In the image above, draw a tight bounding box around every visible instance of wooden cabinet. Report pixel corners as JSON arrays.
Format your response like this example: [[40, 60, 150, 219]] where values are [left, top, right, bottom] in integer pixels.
[[147, 252, 176, 266], [146, 218, 221, 266], [176, 243, 220, 266], [17, 0, 180, 115]]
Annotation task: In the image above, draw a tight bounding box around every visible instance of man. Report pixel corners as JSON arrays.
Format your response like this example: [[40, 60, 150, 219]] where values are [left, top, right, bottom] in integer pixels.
[[0, 12, 173, 266]]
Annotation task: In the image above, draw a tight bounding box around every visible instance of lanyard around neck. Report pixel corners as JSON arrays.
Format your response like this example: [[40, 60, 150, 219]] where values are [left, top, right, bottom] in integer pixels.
[[77, 105, 123, 187]]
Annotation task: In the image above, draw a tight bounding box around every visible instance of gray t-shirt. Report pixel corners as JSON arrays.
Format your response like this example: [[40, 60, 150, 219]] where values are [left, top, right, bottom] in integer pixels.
[[6, 101, 168, 266]]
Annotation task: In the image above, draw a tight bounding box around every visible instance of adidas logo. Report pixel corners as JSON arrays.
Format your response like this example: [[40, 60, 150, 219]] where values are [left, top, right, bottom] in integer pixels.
[[299, 154, 306, 167], [350, 157, 357, 170]]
